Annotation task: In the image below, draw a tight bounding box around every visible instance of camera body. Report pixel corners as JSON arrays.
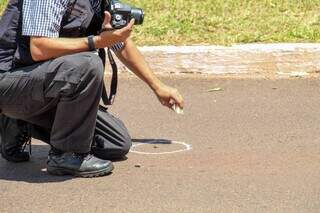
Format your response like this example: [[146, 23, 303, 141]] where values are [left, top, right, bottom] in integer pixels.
[[106, 0, 144, 29]]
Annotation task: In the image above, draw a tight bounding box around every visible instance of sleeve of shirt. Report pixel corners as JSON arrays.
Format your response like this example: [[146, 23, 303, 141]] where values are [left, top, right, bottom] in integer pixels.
[[22, 0, 69, 38], [110, 42, 124, 52]]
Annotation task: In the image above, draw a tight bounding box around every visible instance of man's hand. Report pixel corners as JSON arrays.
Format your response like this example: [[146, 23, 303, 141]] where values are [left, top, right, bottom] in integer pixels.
[[154, 84, 184, 110], [114, 39, 185, 112], [95, 12, 135, 49]]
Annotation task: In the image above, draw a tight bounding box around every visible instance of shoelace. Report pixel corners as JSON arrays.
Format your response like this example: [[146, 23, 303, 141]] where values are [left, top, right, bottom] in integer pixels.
[[20, 128, 32, 155]]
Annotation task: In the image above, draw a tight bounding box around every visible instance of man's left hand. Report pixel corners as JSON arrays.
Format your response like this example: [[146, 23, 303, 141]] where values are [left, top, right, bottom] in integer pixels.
[[154, 84, 184, 110]]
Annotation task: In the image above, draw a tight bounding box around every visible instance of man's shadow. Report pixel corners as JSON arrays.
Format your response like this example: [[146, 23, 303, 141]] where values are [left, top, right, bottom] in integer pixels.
[[0, 139, 172, 183], [0, 144, 72, 183]]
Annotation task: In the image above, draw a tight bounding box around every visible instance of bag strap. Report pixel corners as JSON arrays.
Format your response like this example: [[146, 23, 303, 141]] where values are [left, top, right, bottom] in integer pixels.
[[98, 48, 118, 106], [98, 0, 117, 107]]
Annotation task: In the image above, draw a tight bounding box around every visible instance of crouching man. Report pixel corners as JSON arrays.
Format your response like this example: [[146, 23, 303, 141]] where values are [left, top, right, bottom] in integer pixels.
[[0, 0, 184, 177]]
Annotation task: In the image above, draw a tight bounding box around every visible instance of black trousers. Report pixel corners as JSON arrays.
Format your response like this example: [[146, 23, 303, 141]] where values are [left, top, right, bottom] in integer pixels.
[[0, 52, 131, 156]]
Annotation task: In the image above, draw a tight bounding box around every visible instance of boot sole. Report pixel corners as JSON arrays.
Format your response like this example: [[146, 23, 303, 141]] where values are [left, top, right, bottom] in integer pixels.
[[0, 148, 30, 163], [1, 154, 30, 162], [47, 163, 114, 178]]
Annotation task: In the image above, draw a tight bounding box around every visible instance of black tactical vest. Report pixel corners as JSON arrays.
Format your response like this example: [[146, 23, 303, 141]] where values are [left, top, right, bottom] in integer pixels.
[[0, 0, 104, 71]]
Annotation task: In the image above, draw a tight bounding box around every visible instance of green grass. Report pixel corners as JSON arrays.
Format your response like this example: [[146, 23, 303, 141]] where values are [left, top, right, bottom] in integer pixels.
[[1, 0, 320, 45], [0, 0, 6, 14]]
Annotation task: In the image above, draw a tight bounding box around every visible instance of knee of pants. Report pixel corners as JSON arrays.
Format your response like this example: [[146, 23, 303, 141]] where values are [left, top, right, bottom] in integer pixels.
[[108, 129, 132, 159], [93, 128, 132, 160], [47, 52, 104, 98], [113, 118, 132, 157], [81, 52, 104, 83], [119, 132, 132, 156]]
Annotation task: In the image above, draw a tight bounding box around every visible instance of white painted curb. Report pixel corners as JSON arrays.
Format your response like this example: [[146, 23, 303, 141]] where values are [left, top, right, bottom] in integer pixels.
[[107, 43, 320, 77]]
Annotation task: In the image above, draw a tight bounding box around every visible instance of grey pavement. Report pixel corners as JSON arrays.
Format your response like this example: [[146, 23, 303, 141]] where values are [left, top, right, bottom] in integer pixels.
[[1, 76, 320, 212]]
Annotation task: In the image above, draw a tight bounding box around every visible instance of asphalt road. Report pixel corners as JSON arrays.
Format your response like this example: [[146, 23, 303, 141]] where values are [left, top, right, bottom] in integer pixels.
[[1, 76, 320, 212]]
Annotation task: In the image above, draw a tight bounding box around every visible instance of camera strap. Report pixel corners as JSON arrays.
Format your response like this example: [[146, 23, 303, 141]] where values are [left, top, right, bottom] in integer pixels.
[[98, 48, 118, 106]]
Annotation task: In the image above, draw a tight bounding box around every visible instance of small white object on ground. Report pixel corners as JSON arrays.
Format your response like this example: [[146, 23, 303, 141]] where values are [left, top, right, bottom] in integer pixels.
[[207, 87, 223, 92]]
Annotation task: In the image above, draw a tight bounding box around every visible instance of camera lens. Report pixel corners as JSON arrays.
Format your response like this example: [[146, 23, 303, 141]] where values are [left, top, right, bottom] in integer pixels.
[[131, 8, 144, 25], [115, 14, 122, 21]]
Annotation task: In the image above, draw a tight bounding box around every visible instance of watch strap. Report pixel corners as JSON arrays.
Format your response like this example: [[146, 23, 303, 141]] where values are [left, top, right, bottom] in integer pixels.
[[87, 35, 96, 51]]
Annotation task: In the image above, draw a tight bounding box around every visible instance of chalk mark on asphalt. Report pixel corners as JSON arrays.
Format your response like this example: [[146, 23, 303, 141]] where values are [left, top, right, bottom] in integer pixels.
[[130, 140, 192, 155]]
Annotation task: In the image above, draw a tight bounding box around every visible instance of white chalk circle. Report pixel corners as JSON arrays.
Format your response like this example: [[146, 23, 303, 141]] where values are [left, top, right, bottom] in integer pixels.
[[130, 140, 192, 155]]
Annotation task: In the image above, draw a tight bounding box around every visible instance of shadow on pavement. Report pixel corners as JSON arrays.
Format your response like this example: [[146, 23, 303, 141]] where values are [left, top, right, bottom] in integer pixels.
[[132, 139, 172, 144], [0, 144, 72, 183], [0, 139, 167, 183]]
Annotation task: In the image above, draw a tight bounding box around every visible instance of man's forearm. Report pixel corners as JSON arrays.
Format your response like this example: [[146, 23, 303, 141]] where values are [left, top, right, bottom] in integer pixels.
[[30, 37, 92, 61], [30, 17, 134, 62], [30, 33, 122, 61], [115, 39, 163, 91]]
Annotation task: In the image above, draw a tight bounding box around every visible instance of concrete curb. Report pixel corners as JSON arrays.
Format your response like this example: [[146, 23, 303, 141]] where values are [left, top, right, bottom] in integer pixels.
[[109, 43, 320, 78]]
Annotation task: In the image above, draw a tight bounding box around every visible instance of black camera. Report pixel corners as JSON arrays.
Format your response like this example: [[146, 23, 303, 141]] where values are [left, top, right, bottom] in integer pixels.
[[106, 0, 144, 29]]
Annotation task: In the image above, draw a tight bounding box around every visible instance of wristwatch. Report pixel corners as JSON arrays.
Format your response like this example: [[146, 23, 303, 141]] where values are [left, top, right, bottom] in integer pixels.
[[87, 35, 96, 51]]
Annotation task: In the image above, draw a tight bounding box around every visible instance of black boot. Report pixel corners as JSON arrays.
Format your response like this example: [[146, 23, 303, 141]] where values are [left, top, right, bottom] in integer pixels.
[[0, 115, 31, 162], [47, 147, 114, 178]]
